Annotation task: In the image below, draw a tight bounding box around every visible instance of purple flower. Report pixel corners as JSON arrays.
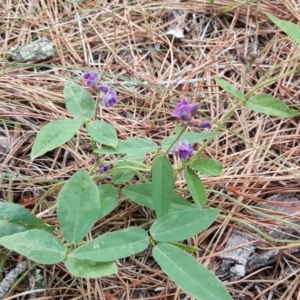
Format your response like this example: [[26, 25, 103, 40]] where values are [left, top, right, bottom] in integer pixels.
[[103, 89, 118, 107], [83, 72, 98, 88], [199, 120, 211, 129], [172, 99, 199, 121], [99, 164, 112, 174], [99, 85, 118, 107], [172, 140, 193, 159], [189, 120, 212, 129], [99, 85, 110, 96]]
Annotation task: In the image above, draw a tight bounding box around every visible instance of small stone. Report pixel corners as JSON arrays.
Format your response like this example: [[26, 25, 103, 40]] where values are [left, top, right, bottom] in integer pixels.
[[9, 39, 54, 62]]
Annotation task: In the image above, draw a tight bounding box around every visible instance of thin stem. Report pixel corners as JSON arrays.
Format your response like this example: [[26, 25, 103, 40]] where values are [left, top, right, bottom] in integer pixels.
[[89, 94, 102, 175], [164, 121, 190, 156], [211, 189, 300, 230], [245, 54, 300, 99], [32, 181, 64, 214], [219, 215, 299, 244]]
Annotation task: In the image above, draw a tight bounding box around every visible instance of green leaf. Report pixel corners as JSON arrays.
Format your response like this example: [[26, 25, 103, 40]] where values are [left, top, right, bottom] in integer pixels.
[[153, 243, 232, 300], [113, 168, 136, 184], [184, 168, 207, 208], [122, 183, 153, 208], [112, 156, 144, 184], [64, 81, 95, 121], [31, 119, 82, 159], [152, 156, 174, 217], [86, 120, 118, 148], [122, 183, 195, 212], [0, 202, 54, 238], [95, 137, 158, 155], [0, 229, 66, 264], [57, 169, 100, 243], [161, 132, 220, 151], [98, 184, 119, 219], [267, 14, 300, 46], [214, 78, 244, 100], [168, 192, 196, 213], [70, 227, 149, 262], [150, 208, 219, 242], [64, 256, 117, 278], [191, 158, 223, 176], [247, 94, 298, 117]]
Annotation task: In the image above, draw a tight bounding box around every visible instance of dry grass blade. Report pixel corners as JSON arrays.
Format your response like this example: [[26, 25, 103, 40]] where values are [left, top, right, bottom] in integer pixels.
[[1, 0, 300, 299]]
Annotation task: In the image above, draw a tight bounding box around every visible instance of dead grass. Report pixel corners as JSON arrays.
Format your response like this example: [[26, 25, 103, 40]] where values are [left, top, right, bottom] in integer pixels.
[[1, 0, 300, 299]]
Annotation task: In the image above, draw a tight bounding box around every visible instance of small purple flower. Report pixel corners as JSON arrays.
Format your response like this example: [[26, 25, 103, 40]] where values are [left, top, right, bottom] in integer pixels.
[[103, 89, 118, 107], [172, 99, 199, 121], [99, 164, 112, 174], [172, 140, 193, 159], [189, 120, 212, 129], [83, 72, 98, 88], [199, 120, 211, 129], [99, 85, 110, 96], [99, 85, 118, 107]]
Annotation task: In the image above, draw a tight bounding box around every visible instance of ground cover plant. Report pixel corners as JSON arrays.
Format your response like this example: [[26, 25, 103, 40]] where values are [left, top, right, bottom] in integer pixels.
[[1, 1, 300, 299]]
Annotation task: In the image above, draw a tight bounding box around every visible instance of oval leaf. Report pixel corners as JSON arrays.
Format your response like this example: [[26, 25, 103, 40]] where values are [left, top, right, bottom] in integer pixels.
[[0, 202, 54, 238], [64, 81, 95, 120], [0, 229, 66, 264], [168, 192, 197, 213], [153, 243, 232, 300], [247, 94, 298, 117], [150, 208, 219, 242], [98, 184, 119, 219], [112, 156, 144, 184], [152, 156, 174, 217], [86, 120, 118, 148], [95, 137, 158, 155], [184, 168, 207, 208], [57, 169, 100, 244], [191, 158, 223, 176], [122, 183, 195, 212], [267, 14, 300, 46], [64, 256, 117, 278], [31, 119, 83, 159], [70, 227, 149, 262], [162, 132, 219, 151], [122, 183, 153, 208], [214, 78, 244, 100]]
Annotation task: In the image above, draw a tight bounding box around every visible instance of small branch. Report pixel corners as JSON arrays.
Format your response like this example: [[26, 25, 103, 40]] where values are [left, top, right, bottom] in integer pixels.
[[0, 261, 28, 299]]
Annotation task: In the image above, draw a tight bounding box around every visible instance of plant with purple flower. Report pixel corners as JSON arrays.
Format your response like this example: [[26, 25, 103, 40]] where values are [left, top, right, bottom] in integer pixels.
[[28, 72, 233, 300], [172, 140, 193, 159], [172, 99, 199, 121]]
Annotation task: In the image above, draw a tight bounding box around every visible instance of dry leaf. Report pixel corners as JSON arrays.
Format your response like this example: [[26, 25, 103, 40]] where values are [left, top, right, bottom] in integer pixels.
[[165, 9, 186, 40]]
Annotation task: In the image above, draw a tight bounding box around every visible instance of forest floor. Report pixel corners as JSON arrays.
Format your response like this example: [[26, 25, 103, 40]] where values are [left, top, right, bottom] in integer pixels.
[[1, 0, 300, 299]]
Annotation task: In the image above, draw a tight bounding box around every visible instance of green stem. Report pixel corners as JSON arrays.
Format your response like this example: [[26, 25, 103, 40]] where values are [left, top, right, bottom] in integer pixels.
[[32, 181, 64, 214], [164, 122, 190, 156], [89, 95, 103, 175], [219, 214, 300, 244], [245, 55, 300, 99], [211, 189, 300, 230]]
